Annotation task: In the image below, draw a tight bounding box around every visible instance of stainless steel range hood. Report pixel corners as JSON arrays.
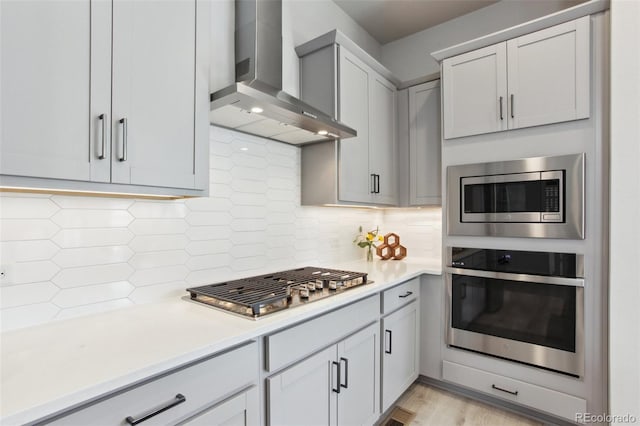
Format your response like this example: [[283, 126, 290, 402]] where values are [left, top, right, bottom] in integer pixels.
[[209, 0, 356, 145]]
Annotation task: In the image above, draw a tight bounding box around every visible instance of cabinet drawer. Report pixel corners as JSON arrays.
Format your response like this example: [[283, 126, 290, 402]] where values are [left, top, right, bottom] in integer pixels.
[[382, 278, 419, 314], [265, 295, 378, 372], [49, 341, 258, 426], [442, 361, 586, 421]]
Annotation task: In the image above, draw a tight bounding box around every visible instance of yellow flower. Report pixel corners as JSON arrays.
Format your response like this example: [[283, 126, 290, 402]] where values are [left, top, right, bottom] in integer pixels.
[[366, 233, 374, 241], [378, 236, 383, 241]]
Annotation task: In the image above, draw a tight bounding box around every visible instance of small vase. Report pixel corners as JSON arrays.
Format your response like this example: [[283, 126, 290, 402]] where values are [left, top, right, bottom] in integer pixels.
[[366, 246, 374, 262]]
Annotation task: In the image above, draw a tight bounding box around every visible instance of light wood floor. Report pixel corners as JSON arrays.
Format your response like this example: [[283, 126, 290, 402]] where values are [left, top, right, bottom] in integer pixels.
[[393, 383, 543, 426]]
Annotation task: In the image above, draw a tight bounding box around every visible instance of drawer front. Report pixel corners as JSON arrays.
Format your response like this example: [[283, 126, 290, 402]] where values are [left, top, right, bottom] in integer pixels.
[[382, 278, 419, 314], [265, 295, 378, 372], [49, 341, 258, 426], [442, 361, 586, 421]]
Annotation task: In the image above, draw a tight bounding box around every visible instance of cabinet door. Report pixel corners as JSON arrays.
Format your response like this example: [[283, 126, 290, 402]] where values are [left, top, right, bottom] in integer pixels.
[[337, 323, 379, 426], [267, 345, 337, 426], [408, 80, 441, 205], [507, 16, 590, 130], [0, 0, 111, 182], [442, 43, 507, 139], [381, 301, 419, 412], [181, 387, 259, 426], [369, 76, 398, 205], [111, 0, 198, 189], [337, 48, 372, 204]]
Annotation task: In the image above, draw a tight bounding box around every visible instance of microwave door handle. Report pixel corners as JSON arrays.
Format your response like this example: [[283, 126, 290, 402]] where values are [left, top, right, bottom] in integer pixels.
[[461, 172, 541, 186]]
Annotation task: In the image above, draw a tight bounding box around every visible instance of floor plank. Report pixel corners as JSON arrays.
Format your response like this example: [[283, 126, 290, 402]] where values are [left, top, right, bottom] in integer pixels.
[[394, 382, 543, 426]]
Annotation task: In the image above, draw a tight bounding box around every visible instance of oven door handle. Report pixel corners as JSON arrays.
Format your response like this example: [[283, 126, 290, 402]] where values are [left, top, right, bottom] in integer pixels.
[[444, 267, 584, 287]]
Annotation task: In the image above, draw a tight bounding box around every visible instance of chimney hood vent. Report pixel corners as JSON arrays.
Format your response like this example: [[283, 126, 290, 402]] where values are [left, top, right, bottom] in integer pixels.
[[209, 0, 356, 145]]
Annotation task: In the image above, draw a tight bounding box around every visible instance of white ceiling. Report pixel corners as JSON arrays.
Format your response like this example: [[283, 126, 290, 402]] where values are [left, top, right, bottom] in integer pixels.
[[333, 0, 500, 44]]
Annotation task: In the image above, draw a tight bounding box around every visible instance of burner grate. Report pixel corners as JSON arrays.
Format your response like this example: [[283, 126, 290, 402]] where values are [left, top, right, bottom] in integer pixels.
[[187, 267, 368, 318]]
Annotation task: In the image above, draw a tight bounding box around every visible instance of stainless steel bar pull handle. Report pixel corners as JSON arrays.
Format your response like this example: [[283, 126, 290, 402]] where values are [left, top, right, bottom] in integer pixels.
[[119, 118, 128, 162], [510, 94, 515, 118], [98, 114, 106, 159], [492, 384, 519, 396], [499, 97, 504, 120], [331, 361, 341, 393], [385, 329, 392, 354], [125, 393, 186, 425], [371, 174, 376, 194], [340, 357, 349, 389]]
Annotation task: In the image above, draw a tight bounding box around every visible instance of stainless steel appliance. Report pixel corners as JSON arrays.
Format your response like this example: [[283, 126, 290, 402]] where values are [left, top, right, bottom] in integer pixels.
[[209, 0, 357, 145], [447, 153, 585, 239], [187, 267, 370, 319], [445, 247, 584, 377]]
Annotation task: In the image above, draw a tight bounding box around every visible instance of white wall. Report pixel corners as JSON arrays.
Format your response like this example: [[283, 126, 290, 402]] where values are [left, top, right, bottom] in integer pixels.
[[282, 0, 381, 95], [380, 0, 580, 81], [210, 0, 382, 96], [609, 0, 640, 423]]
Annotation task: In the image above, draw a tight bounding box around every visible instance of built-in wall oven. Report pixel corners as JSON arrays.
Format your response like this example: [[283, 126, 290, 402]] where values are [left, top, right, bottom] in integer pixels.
[[446, 247, 584, 377], [447, 153, 585, 239]]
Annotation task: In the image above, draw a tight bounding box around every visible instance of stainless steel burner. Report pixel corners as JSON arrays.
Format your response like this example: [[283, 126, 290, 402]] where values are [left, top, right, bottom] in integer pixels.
[[186, 267, 370, 319]]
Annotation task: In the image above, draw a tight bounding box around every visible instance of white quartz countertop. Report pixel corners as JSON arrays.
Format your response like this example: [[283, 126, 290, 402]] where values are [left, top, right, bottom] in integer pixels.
[[0, 258, 441, 425]]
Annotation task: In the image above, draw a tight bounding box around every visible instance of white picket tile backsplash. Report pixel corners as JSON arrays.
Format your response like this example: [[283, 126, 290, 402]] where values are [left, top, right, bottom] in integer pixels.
[[0, 197, 59, 218], [52, 246, 134, 268], [0, 282, 59, 309], [129, 250, 189, 270], [52, 281, 135, 308], [52, 228, 135, 248], [2, 261, 59, 286], [52, 263, 134, 288], [0, 240, 59, 263], [0, 126, 442, 331], [0, 219, 59, 241], [51, 209, 134, 228]]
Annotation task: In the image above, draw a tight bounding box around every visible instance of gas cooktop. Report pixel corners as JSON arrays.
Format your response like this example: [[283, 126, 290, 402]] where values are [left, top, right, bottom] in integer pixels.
[[186, 267, 370, 319]]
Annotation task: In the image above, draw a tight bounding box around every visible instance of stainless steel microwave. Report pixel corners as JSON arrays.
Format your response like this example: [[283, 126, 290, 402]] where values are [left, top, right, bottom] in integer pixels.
[[447, 153, 585, 239]]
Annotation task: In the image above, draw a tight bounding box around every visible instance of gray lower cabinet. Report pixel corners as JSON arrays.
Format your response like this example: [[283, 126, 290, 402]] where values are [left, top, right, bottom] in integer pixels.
[[397, 80, 442, 206], [45, 342, 258, 426], [0, 0, 209, 196], [381, 300, 420, 412], [180, 387, 259, 426], [267, 323, 379, 426], [442, 361, 587, 421], [267, 344, 336, 425]]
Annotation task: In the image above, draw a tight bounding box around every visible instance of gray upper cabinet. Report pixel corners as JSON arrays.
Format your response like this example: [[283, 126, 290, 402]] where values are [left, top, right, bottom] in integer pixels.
[[298, 34, 398, 206], [369, 75, 398, 206], [0, 0, 111, 183], [505, 17, 590, 130], [397, 79, 442, 206], [0, 0, 209, 196], [337, 48, 372, 204], [442, 43, 507, 140], [442, 16, 590, 139]]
